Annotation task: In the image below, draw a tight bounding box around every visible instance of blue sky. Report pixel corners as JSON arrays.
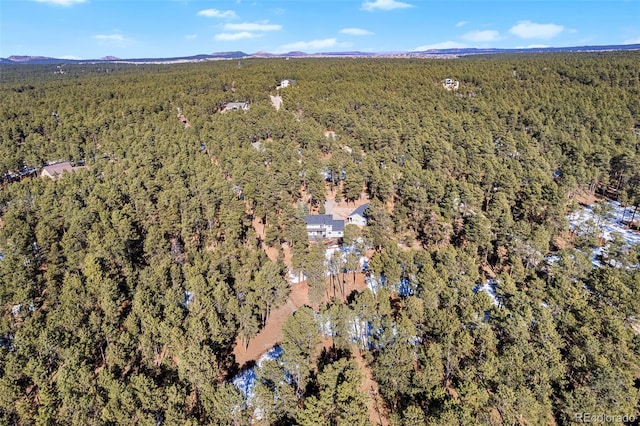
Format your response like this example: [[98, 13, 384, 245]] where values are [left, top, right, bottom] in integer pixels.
[[1, 0, 639, 59]]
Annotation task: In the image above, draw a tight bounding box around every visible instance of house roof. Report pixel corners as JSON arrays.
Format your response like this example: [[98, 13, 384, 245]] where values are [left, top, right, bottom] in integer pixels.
[[225, 102, 249, 110], [251, 141, 264, 152], [306, 214, 336, 225], [41, 162, 75, 177], [305, 214, 345, 231], [349, 203, 369, 218]]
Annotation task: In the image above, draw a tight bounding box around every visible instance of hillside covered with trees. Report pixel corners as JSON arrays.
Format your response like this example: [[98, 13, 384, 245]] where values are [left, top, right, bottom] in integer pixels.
[[0, 52, 639, 425]]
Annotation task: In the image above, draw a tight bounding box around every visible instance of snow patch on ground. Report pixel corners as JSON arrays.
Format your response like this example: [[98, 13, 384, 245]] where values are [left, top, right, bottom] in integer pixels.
[[317, 310, 372, 349], [316, 312, 334, 337], [546, 255, 560, 265], [324, 246, 341, 276], [360, 256, 369, 271], [325, 245, 368, 276], [568, 202, 640, 243], [287, 270, 307, 284], [398, 277, 415, 297], [365, 274, 415, 296], [182, 291, 194, 308], [286, 245, 367, 284], [365, 274, 383, 293], [473, 279, 501, 307], [232, 345, 284, 400], [567, 201, 640, 268]]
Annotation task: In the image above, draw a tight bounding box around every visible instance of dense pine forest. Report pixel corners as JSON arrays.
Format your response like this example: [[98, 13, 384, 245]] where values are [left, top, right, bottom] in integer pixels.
[[1, 53, 639, 425]]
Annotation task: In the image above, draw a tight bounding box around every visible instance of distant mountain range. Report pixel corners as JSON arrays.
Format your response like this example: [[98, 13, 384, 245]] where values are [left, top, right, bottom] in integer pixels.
[[2, 44, 639, 65]]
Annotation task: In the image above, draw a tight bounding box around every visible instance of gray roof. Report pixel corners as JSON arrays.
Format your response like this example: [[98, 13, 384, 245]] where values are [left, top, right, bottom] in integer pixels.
[[251, 141, 264, 152], [349, 203, 369, 218], [305, 214, 344, 231], [306, 214, 336, 225]]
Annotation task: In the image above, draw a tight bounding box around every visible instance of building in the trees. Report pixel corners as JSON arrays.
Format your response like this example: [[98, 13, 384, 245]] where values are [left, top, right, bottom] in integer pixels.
[[251, 141, 265, 152], [348, 203, 369, 226], [40, 162, 83, 180], [305, 214, 344, 240], [224, 101, 250, 111], [276, 79, 293, 89], [442, 78, 459, 90]]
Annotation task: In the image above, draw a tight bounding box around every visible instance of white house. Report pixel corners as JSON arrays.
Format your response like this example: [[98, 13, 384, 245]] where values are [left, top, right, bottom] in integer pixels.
[[276, 79, 292, 89], [347, 203, 369, 226], [224, 102, 250, 111], [305, 214, 344, 240], [443, 78, 459, 91]]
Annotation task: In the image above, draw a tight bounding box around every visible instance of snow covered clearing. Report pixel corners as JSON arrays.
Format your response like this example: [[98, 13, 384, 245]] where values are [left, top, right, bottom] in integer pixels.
[[232, 345, 284, 399], [473, 279, 501, 308], [567, 201, 640, 268], [567, 201, 640, 244], [365, 274, 415, 297]]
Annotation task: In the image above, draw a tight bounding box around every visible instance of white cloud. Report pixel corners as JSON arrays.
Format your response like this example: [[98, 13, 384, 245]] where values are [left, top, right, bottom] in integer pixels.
[[185, 34, 198, 40], [214, 22, 281, 41], [414, 41, 466, 50], [340, 28, 374, 36], [92, 34, 125, 41], [279, 38, 338, 51], [33, 0, 85, 6], [215, 32, 262, 41], [361, 0, 412, 11], [456, 21, 468, 28], [623, 36, 640, 45], [197, 9, 236, 19], [517, 44, 550, 49], [462, 30, 500, 43], [92, 33, 132, 47], [509, 21, 564, 39], [224, 22, 282, 31], [60, 55, 82, 60]]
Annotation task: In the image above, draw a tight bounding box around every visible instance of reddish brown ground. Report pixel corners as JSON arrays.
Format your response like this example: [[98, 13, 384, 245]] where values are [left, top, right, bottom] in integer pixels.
[[316, 336, 389, 426], [570, 189, 599, 206], [324, 185, 370, 220], [552, 232, 572, 250], [232, 270, 390, 426], [233, 272, 368, 366], [353, 350, 389, 426], [482, 264, 497, 278], [234, 281, 310, 366], [252, 216, 294, 268]]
